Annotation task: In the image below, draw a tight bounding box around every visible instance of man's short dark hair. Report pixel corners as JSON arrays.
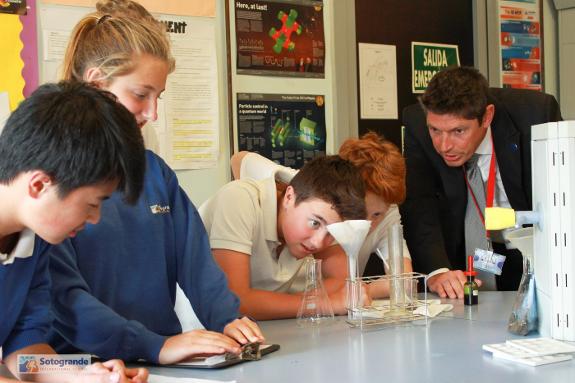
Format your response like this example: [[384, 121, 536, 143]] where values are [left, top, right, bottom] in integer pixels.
[[290, 155, 366, 220], [0, 81, 145, 203], [419, 66, 490, 122]]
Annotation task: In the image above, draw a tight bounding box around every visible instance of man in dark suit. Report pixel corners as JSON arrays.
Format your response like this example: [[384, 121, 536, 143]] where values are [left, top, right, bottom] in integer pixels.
[[400, 66, 561, 299]]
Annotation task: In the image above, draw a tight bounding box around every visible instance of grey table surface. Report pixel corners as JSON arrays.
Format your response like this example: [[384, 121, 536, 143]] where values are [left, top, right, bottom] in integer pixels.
[[147, 291, 575, 382], [2, 292, 573, 382]]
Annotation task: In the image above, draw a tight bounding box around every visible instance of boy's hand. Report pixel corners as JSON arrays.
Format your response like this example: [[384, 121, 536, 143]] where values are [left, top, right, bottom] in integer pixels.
[[158, 330, 241, 364], [223, 317, 265, 345], [3, 344, 146, 383], [82, 360, 148, 383], [365, 278, 390, 299], [329, 282, 371, 315]]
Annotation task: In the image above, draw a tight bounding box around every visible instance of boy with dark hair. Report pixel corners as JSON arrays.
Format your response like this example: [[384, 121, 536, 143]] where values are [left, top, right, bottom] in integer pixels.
[[199, 155, 367, 320], [401, 66, 562, 299], [0, 81, 147, 383], [288, 156, 367, 220]]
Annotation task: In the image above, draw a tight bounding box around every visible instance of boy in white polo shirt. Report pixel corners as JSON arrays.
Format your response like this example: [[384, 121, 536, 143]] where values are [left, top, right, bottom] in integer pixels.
[[199, 156, 367, 320]]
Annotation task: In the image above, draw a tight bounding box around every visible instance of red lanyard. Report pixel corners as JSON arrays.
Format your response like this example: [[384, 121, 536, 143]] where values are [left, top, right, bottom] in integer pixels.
[[463, 134, 497, 231]]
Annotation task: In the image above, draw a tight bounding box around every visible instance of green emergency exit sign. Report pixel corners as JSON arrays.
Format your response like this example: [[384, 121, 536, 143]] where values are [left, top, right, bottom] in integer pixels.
[[411, 42, 460, 94]]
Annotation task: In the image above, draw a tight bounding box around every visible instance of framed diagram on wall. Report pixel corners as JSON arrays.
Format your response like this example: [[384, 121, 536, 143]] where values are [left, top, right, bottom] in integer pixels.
[[498, 0, 542, 90]]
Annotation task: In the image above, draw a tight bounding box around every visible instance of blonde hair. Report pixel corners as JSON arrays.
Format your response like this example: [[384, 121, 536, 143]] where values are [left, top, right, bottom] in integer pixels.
[[96, 0, 155, 21], [61, 8, 175, 82], [339, 132, 406, 204]]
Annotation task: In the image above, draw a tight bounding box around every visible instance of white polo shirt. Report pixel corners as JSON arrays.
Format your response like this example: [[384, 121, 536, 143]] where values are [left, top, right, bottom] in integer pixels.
[[199, 177, 309, 293]]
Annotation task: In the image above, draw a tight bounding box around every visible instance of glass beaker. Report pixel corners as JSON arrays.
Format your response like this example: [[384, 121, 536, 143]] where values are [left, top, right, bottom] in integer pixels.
[[508, 254, 538, 335], [297, 258, 335, 327]]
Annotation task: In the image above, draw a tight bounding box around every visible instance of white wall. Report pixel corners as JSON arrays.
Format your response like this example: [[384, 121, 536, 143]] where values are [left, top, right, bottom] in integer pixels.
[[557, 6, 575, 118], [175, 1, 232, 206], [543, 0, 559, 98]]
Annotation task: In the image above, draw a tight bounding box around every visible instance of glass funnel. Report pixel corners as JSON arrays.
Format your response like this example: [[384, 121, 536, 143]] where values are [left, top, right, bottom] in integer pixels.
[[326, 220, 371, 319]]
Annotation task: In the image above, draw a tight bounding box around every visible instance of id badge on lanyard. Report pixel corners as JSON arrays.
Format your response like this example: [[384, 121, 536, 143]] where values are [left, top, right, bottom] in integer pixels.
[[463, 132, 506, 275]]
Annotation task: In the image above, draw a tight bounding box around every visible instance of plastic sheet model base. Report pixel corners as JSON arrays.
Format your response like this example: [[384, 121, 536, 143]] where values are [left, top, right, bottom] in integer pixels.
[[345, 272, 428, 330]]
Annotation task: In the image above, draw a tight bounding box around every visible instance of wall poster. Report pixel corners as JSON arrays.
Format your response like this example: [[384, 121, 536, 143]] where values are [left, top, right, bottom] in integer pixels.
[[499, 0, 542, 90], [0, 0, 27, 14], [358, 43, 398, 120], [40, 6, 220, 170], [236, 93, 326, 169], [234, 0, 325, 78]]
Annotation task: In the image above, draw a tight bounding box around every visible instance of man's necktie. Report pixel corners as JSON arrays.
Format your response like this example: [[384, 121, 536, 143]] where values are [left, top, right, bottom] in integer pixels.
[[464, 154, 497, 290]]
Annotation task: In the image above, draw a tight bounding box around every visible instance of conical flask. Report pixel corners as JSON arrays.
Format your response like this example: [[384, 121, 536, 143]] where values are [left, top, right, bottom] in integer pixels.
[[297, 258, 334, 327], [505, 228, 538, 335]]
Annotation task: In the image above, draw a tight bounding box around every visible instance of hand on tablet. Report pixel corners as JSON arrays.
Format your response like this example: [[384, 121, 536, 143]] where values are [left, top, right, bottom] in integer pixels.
[[223, 316, 265, 345], [158, 330, 241, 364]]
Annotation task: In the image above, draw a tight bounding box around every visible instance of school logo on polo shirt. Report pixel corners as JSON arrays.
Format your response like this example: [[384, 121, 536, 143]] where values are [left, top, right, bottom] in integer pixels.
[[150, 204, 171, 214]]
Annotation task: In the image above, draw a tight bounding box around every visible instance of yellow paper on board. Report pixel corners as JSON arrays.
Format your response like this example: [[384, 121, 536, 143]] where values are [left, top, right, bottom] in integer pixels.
[[0, 14, 25, 111], [40, 0, 215, 17]]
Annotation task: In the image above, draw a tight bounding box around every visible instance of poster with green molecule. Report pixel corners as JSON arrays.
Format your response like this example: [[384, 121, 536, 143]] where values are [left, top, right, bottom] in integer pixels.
[[234, 0, 324, 78]]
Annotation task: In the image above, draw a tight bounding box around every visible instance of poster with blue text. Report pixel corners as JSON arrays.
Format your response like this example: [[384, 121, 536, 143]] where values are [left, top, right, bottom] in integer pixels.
[[237, 93, 326, 169], [499, 0, 541, 90]]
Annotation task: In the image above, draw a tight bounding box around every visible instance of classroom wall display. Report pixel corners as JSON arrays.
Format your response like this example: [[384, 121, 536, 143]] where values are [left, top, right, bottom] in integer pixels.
[[236, 93, 326, 168], [411, 42, 460, 94], [39, 4, 220, 170], [234, 0, 325, 78], [151, 15, 221, 170], [498, 0, 542, 90], [0, 0, 38, 113], [41, 0, 215, 17]]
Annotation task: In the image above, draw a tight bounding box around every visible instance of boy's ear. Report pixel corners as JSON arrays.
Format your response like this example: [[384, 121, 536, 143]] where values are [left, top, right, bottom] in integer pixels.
[[282, 185, 296, 209], [84, 67, 106, 88], [28, 171, 54, 199]]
